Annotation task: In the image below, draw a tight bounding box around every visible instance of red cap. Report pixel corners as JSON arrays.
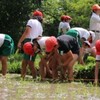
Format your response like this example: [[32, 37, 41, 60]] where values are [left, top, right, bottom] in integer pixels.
[[60, 15, 66, 21], [96, 40, 100, 55], [45, 36, 58, 52], [92, 4, 100, 11], [23, 42, 34, 56], [65, 15, 72, 20], [33, 10, 43, 17]]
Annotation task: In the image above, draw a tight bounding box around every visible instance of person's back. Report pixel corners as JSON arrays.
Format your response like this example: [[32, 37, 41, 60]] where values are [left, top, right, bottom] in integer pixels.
[[57, 35, 79, 55], [71, 27, 90, 40], [0, 34, 14, 56], [0, 33, 14, 77], [37, 36, 50, 51], [17, 10, 44, 80], [27, 19, 43, 39]]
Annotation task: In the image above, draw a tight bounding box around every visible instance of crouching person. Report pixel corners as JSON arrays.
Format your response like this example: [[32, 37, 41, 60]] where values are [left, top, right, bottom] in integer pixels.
[[45, 35, 80, 82], [22, 41, 40, 80], [0, 34, 14, 77], [34, 36, 53, 81], [22, 36, 52, 81]]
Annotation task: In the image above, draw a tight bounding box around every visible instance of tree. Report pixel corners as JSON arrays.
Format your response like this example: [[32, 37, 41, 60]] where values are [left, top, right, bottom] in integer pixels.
[[33, 0, 42, 7], [41, 0, 96, 36], [0, 0, 34, 46]]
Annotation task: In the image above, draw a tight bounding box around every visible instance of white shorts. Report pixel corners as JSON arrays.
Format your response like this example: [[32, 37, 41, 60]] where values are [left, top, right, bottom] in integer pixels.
[[96, 55, 100, 61]]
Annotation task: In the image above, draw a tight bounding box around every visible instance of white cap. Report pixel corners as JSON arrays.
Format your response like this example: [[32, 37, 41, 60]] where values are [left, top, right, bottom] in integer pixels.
[[89, 31, 95, 41]]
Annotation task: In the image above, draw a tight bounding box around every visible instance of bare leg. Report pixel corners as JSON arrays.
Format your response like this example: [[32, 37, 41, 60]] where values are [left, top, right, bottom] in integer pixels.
[[67, 54, 78, 81], [49, 56, 58, 80], [39, 58, 47, 80], [1, 56, 8, 76], [28, 61, 36, 79], [94, 62, 100, 84], [21, 59, 28, 79]]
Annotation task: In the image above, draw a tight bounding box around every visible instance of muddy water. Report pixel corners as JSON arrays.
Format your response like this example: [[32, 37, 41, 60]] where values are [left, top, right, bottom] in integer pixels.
[[0, 74, 100, 100]]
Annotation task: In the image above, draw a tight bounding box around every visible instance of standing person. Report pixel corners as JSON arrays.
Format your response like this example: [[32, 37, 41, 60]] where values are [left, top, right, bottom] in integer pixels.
[[58, 15, 66, 36], [45, 35, 80, 82], [94, 39, 100, 85], [0, 33, 14, 77], [64, 15, 72, 30], [58, 15, 72, 36], [89, 4, 100, 47], [17, 10, 43, 80]]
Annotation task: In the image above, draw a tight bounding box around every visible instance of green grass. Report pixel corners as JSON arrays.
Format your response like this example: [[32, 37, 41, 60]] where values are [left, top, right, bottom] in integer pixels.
[[0, 74, 100, 100]]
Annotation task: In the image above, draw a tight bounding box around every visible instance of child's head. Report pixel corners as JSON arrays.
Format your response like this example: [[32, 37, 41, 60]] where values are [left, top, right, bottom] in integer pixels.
[[23, 41, 41, 55], [60, 15, 66, 22], [92, 4, 100, 14], [23, 42, 34, 55], [45, 36, 58, 53], [33, 10, 43, 23], [65, 15, 72, 22]]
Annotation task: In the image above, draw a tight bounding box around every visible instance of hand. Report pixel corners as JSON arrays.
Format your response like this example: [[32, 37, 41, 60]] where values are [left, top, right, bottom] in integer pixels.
[[17, 42, 22, 50]]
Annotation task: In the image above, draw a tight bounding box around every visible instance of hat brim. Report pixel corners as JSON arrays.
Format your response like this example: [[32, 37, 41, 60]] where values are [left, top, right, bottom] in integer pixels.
[[84, 41, 91, 47]]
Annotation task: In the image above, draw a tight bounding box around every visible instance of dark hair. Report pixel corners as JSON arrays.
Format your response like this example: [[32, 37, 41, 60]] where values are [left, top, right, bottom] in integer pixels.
[[32, 39, 41, 50], [32, 16, 43, 23]]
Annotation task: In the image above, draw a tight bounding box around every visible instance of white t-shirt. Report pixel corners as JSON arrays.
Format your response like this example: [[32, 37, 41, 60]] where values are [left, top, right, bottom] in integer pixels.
[[96, 55, 100, 61], [58, 22, 70, 34], [89, 13, 100, 31], [26, 19, 43, 39], [58, 22, 64, 32], [71, 27, 90, 40], [37, 36, 50, 51], [63, 22, 70, 34], [0, 34, 5, 47]]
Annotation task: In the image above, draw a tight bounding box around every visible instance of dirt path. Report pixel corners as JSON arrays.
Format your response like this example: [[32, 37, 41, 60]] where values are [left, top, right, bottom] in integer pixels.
[[0, 74, 100, 100]]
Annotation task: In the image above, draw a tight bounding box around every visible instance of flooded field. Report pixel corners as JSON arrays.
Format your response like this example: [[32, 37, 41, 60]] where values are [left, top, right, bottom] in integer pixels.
[[0, 74, 100, 100]]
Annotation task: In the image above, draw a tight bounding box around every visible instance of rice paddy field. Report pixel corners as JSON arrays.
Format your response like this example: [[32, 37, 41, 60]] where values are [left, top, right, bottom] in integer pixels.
[[0, 74, 100, 100]]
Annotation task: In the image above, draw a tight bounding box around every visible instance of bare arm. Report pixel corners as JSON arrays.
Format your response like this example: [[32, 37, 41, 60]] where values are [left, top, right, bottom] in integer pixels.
[[78, 47, 85, 65], [17, 26, 31, 49]]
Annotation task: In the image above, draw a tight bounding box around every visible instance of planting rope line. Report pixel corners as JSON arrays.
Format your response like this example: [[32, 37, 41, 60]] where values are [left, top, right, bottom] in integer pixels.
[[74, 79, 99, 81], [15, 49, 19, 54]]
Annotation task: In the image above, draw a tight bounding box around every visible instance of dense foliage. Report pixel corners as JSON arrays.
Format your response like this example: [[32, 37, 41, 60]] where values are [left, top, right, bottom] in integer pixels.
[[0, 0, 34, 46], [0, 0, 99, 46], [41, 0, 97, 36]]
